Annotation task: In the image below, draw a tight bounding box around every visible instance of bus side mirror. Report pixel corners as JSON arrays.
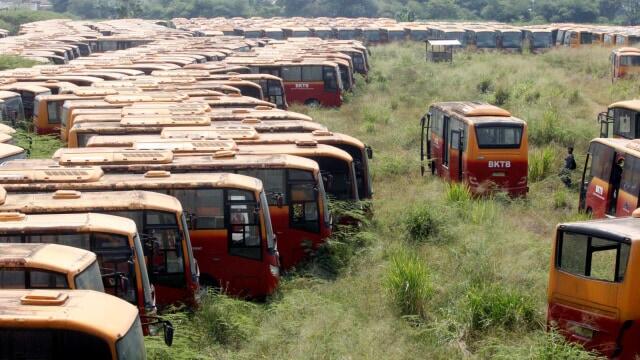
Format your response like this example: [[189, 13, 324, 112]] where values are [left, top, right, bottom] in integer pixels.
[[366, 146, 373, 160], [164, 321, 174, 347]]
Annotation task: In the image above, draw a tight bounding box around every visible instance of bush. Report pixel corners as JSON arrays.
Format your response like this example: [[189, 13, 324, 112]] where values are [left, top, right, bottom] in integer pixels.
[[403, 204, 448, 244], [529, 147, 557, 182], [553, 190, 569, 209], [492, 87, 510, 106], [196, 291, 259, 348], [466, 285, 539, 332], [385, 250, 434, 318], [444, 182, 472, 203], [0, 55, 38, 70]]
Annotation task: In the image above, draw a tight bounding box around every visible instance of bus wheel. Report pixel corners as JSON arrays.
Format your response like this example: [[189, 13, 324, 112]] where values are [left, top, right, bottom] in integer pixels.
[[305, 99, 320, 107]]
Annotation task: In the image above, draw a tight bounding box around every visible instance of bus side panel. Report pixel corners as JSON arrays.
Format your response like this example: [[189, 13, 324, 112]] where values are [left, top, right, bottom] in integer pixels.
[[465, 155, 528, 196], [584, 177, 611, 218], [449, 147, 460, 183], [615, 190, 638, 217], [283, 82, 342, 107], [189, 229, 274, 298], [153, 284, 195, 309], [269, 206, 325, 270]]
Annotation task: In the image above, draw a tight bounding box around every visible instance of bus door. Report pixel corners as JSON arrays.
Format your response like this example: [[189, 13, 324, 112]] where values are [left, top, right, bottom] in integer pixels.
[[420, 115, 430, 176], [451, 129, 464, 182], [616, 155, 640, 217], [581, 142, 617, 217], [598, 109, 613, 138], [442, 115, 450, 176]]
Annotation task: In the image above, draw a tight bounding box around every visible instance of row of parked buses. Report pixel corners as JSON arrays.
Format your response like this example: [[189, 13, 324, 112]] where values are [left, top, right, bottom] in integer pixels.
[[171, 18, 640, 53], [0, 19, 374, 359]]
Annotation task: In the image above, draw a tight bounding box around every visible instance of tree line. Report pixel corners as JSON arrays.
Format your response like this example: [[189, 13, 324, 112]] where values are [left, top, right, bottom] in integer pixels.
[[44, 0, 640, 25]]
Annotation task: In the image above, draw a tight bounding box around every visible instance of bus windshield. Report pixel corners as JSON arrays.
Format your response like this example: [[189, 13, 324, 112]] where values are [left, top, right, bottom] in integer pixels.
[[533, 32, 552, 47], [502, 32, 522, 47], [74, 260, 105, 292], [106, 210, 184, 287], [621, 55, 640, 66], [557, 231, 630, 282], [476, 32, 496, 47], [0, 328, 112, 359], [0, 268, 68, 289], [475, 125, 523, 149], [116, 317, 145, 360]]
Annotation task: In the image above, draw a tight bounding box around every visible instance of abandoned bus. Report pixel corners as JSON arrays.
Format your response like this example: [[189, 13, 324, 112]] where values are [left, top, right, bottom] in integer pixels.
[[227, 58, 344, 107], [52, 148, 331, 270], [0, 84, 51, 119], [610, 48, 640, 80], [0, 211, 155, 320], [598, 100, 640, 139], [420, 102, 529, 197], [0, 290, 147, 360], [0, 143, 27, 163], [578, 138, 640, 218], [547, 213, 640, 358], [0, 189, 199, 307], [203, 73, 288, 109], [0, 91, 25, 128], [0, 243, 103, 292], [0, 167, 279, 298]]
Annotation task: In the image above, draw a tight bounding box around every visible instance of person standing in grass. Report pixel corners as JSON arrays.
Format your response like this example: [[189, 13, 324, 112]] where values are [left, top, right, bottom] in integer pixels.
[[560, 147, 577, 187]]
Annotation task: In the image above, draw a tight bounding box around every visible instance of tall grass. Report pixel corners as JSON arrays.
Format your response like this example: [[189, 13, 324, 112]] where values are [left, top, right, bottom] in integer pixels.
[[0, 55, 39, 70], [529, 146, 557, 182], [384, 249, 434, 318]]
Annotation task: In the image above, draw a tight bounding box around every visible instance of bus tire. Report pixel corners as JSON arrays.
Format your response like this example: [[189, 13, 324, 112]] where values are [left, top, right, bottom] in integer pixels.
[[305, 99, 320, 107]]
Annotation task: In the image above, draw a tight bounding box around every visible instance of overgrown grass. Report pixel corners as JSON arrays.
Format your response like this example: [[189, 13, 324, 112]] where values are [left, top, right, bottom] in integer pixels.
[[0, 9, 66, 34], [384, 249, 434, 318], [0, 55, 39, 70]]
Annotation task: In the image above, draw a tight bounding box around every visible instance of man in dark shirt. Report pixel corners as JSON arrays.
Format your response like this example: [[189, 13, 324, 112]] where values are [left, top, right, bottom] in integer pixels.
[[560, 147, 577, 187]]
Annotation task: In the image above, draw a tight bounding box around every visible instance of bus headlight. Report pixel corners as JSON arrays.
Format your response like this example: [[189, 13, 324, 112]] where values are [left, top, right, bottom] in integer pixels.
[[270, 265, 280, 277]]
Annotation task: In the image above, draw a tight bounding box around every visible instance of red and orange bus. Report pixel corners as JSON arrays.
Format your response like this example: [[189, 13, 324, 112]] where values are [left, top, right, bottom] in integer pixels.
[[225, 58, 344, 107], [0, 166, 279, 299], [51, 148, 332, 270], [548, 213, 640, 358], [420, 102, 528, 196], [578, 138, 640, 218]]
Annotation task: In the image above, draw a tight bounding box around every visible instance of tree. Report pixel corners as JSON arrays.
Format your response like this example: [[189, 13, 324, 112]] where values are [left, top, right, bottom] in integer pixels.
[[621, 0, 640, 25], [424, 0, 463, 19]]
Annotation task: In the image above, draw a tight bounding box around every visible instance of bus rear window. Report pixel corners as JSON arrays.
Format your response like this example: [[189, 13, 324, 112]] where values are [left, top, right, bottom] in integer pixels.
[[475, 125, 523, 149], [621, 55, 640, 66], [557, 231, 630, 282], [0, 328, 112, 359]]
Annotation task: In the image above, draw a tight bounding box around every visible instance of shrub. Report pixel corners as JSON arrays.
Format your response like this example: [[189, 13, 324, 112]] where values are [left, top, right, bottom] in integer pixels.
[[529, 147, 557, 182], [385, 250, 434, 318], [403, 204, 448, 244], [466, 285, 539, 332], [0, 55, 38, 71], [196, 291, 259, 348], [477, 79, 493, 94], [492, 87, 510, 106], [444, 183, 472, 204]]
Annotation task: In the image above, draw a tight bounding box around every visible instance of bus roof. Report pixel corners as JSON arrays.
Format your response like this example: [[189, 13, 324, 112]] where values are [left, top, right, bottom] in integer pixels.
[[0, 144, 25, 157], [236, 143, 353, 162], [0, 168, 263, 193], [0, 289, 138, 344], [609, 100, 640, 112], [591, 138, 640, 157], [0, 243, 96, 275], [0, 212, 136, 237], [430, 101, 526, 125], [0, 189, 183, 214], [558, 215, 640, 243], [0, 84, 51, 94], [51, 149, 319, 172], [0, 90, 20, 100]]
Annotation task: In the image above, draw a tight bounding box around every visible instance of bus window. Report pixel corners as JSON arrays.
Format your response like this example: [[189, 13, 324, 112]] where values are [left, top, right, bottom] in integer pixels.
[[238, 169, 286, 205], [0, 269, 68, 289], [282, 66, 302, 82], [267, 80, 285, 107], [323, 66, 338, 92], [557, 231, 630, 282], [475, 125, 523, 148], [0, 328, 112, 360], [74, 261, 104, 291], [302, 66, 323, 82], [612, 108, 639, 139], [229, 189, 261, 260], [589, 142, 615, 184], [170, 189, 225, 230], [48, 101, 61, 124], [116, 317, 146, 360]]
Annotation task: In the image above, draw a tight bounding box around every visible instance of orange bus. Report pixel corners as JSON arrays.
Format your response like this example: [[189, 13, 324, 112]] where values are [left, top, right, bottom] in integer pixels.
[[548, 212, 640, 358], [610, 48, 640, 79], [0, 167, 279, 299], [0, 289, 150, 359], [420, 102, 529, 196], [0, 210, 156, 323], [0, 188, 199, 308], [0, 90, 25, 128], [0, 84, 51, 119], [598, 100, 640, 139], [578, 138, 640, 218], [0, 243, 103, 292], [204, 73, 288, 109], [52, 148, 331, 270]]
